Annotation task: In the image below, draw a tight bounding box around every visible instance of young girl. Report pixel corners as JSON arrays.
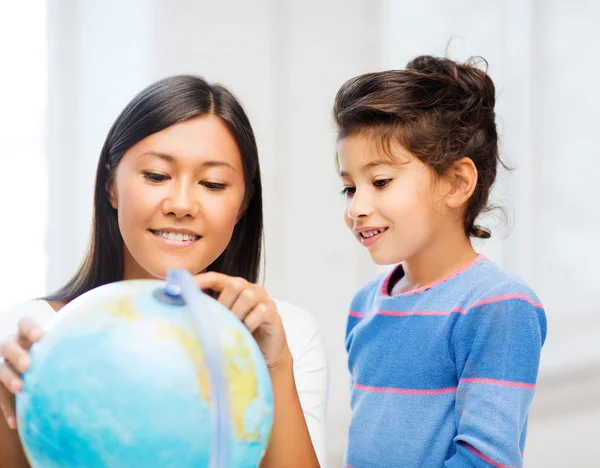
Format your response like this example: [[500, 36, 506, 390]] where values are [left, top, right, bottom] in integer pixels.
[[0, 76, 326, 467], [334, 56, 546, 467]]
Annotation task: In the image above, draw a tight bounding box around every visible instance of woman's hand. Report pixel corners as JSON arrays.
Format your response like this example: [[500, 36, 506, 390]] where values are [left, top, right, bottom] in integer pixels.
[[193, 272, 289, 368], [0, 318, 44, 429]]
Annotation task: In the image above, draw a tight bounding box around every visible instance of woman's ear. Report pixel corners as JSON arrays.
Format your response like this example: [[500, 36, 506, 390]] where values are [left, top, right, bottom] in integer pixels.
[[105, 164, 118, 210], [445, 157, 478, 209]]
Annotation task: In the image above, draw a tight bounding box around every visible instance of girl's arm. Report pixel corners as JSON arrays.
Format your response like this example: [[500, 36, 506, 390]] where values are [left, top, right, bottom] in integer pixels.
[[444, 285, 547, 467]]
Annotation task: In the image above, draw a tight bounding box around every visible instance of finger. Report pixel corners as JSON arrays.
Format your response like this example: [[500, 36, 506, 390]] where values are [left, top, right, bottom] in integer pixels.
[[17, 317, 43, 349], [230, 287, 264, 321], [195, 273, 249, 308], [0, 340, 30, 374], [193, 272, 232, 293], [216, 280, 246, 309], [0, 385, 16, 429], [242, 303, 270, 333], [0, 361, 23, 394]]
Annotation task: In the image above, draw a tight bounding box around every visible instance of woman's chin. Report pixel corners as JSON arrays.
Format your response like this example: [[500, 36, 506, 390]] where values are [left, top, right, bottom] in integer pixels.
[[148, 264, 206, 280]]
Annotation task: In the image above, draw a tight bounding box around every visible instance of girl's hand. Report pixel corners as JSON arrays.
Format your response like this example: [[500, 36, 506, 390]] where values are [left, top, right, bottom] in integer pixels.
[[193, 272, 289, 368], [0, 318, 44, 429]]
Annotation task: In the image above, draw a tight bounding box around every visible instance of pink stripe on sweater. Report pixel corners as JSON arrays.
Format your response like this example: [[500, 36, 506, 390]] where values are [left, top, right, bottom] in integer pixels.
[[460, 378, 536, 389], [349, 311, 368, 318], [462, 442, 521, 468], [349, 291, 542, 319], [472, 293, 543, 309], [379, 307, 467, 316], [380, 254, 485, 297], [349, 307, 467, 318], [354, 383, 457, 395]]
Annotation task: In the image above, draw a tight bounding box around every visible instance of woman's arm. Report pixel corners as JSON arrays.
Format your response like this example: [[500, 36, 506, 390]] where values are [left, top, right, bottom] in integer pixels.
[[275, 300, 328, 466], [0, 317, 44, 468], [261, 349, 320, 468], [194, 273, 321, 468], [0, 407, 30, 468]]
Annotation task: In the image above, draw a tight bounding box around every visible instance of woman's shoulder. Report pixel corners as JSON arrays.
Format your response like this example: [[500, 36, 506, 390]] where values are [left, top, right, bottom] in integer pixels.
[[0, 299, 56, 340], [273, 299, 327, 363], [274, 299, 321, 343]]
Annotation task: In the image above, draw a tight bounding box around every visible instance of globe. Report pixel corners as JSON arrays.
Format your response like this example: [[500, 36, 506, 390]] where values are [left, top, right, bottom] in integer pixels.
[[16, 272, 274, 468]]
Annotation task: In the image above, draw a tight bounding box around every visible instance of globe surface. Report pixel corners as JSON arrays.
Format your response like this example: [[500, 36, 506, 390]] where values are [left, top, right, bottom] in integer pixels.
[[16, 279, 274, 468]]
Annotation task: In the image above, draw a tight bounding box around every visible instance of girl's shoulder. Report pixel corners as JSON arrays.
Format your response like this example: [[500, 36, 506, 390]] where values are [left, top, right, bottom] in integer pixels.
[[0, 299, 57, 340], [469, 257, 542, 304]]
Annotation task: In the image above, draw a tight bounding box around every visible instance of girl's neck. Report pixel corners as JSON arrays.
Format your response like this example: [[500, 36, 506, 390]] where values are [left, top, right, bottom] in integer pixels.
[[390, 229, 478, 295]]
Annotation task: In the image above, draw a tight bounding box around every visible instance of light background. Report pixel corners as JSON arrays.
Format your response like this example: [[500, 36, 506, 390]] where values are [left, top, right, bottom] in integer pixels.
[[1, 1, 598, 465]]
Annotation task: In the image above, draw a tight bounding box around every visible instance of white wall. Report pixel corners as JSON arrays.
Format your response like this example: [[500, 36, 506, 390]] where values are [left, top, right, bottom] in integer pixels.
[[0, 1, 48, 311], [46, 0, 157, 289]]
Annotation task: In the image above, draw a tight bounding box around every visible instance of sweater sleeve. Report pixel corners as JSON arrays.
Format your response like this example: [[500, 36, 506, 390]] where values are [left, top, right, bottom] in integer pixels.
[[444, 288, 547, 467]]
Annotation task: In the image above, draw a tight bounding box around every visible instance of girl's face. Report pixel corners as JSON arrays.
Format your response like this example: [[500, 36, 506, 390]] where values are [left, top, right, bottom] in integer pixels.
[[337, 134, 453, 265], [108, 115, 246, 280]]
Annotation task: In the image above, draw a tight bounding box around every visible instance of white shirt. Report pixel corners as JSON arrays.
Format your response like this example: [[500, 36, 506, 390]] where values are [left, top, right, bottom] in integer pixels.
[[0, 298, 328, 466]]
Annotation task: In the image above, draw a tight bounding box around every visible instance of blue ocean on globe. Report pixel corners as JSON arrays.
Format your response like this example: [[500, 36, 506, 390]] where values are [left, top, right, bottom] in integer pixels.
[[16, 277, 274, 468]]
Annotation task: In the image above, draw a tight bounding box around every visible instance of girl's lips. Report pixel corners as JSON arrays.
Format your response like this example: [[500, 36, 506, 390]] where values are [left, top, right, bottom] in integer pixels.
[[360, 228, 388, 247]]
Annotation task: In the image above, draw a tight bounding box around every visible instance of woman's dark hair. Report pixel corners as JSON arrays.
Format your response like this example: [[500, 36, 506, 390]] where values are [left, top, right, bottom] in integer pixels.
[[333, 55, 502, 239], [47, 75, 263, 304]]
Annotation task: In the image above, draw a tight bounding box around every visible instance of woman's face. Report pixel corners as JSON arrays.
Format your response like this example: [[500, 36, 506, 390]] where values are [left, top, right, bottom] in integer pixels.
[[108, 115, 246, 280]]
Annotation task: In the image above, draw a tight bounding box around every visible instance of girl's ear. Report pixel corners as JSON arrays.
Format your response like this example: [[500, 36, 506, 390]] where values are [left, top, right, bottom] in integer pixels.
[[105, 164, 118, 210], [445, 157, 478, 209]]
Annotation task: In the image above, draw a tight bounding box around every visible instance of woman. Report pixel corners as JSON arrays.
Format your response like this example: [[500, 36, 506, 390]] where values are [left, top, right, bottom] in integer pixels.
[[0, 75, 327, 467]]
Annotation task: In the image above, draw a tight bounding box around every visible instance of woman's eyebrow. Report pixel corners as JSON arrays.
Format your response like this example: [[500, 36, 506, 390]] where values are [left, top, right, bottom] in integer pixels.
[[138, 151, 236, 170]]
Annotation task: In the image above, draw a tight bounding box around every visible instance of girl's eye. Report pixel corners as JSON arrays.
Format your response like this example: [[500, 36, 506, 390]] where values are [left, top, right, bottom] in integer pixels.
[[340, 186, 356, 196], [373, 179, 391, 189], [202, 181, 227, 191], [143, 172, 167, 183]]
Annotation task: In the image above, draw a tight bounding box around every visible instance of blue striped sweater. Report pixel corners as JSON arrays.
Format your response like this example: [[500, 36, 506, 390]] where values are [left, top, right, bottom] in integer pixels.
[[345, 255, 547, 468]]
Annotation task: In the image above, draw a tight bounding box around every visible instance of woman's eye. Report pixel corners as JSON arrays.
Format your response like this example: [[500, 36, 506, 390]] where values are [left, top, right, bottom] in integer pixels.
[[373, 179, 391, 189], [202, 181, 227, 191], [143, 172, 167, 182], [340, 186, 356, 196]]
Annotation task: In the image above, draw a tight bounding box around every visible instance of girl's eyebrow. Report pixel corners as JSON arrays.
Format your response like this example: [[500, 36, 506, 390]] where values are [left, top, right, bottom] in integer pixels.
[[339, 159, 386, 177]]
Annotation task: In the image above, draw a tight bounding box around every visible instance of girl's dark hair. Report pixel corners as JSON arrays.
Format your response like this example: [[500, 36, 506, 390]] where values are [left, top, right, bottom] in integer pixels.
[[333, 55, 502, 239], [47, 75, 263, 304]]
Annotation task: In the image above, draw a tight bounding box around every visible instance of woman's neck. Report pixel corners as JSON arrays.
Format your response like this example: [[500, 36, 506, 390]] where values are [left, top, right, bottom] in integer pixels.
[[48, 300, 66, 312], [122, 247, 160, 281]]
